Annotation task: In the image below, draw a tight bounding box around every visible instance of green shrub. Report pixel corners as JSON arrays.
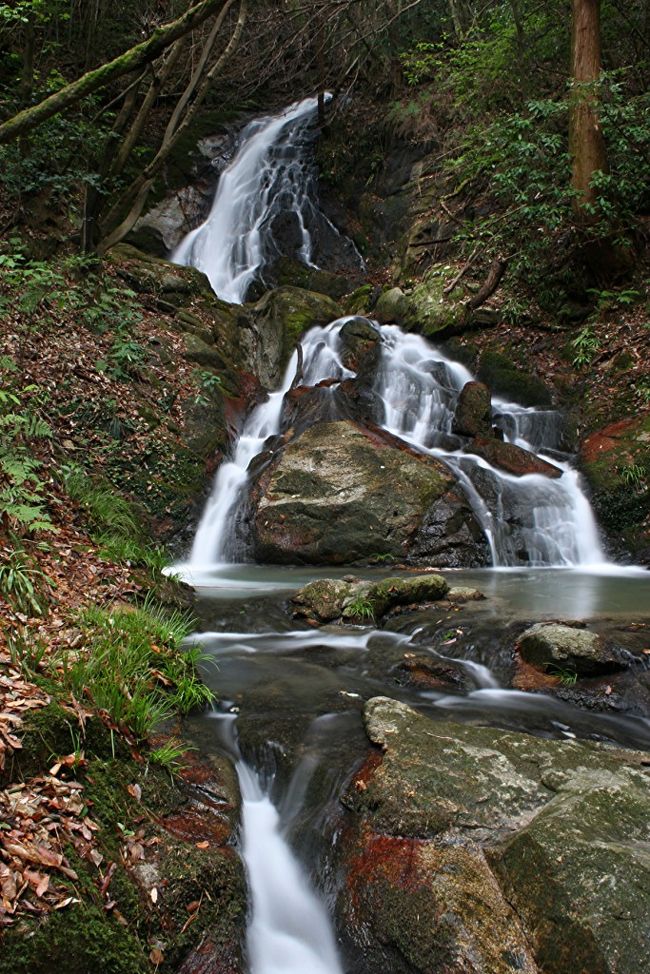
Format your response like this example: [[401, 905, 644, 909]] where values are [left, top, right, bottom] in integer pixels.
[[0, 358, 53, 532]]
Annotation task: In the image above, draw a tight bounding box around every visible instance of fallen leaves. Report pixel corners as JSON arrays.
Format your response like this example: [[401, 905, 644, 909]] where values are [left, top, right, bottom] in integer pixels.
[[0, 773, 101, 925]]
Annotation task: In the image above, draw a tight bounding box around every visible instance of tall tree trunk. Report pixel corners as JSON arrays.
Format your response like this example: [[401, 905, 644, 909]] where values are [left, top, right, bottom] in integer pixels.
[[569, 0, 607, 213]]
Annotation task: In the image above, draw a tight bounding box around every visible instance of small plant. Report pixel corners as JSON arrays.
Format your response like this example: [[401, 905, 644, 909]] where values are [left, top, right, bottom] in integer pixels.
[[0, 543, 51, 616], [570, 325, 601, 367], [7, 627, 49, 675], [194, 369, 224, 406], [0, 361, 54, 532], [59, 601, 212, 741], [548, 664, 578, 686], [149, 738, 194, 777], [105, 336, 146, 381], [344, 594, 375, 623], [618, 462, 646, 489]]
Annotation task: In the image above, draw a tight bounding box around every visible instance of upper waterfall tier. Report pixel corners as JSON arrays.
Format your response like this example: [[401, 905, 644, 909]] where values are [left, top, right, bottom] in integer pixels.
[[172, 97, 343, 303]]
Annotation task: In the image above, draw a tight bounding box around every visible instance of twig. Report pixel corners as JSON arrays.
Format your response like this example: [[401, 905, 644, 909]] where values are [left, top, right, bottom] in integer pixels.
[[444, 245, 481, 294]]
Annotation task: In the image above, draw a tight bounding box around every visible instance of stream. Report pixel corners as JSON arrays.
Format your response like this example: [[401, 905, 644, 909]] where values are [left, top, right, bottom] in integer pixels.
[[171, 98, 650, 972]]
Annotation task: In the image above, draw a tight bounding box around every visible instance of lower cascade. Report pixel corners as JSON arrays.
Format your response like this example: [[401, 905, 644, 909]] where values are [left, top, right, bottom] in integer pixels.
[[238, 761, 344, 974]]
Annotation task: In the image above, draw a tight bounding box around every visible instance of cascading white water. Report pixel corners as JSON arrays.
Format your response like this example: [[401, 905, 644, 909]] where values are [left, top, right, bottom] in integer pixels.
[[237, 762, 344, 974], [372, 324, 606, 568], [172, 97, 324, 303], [189, 320, 355, 567]]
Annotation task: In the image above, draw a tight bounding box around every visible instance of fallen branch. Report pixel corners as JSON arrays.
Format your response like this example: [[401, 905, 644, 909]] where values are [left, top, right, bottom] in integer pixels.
[[444, 246, 481, 295], [0, 0, 228, 145], [465, 257, 508, 311]]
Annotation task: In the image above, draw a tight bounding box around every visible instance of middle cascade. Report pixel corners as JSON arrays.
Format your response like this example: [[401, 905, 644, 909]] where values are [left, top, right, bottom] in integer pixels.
[[188, 318, 606, 570]]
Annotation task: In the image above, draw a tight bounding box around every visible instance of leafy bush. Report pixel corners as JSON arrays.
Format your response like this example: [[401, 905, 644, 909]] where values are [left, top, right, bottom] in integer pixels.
[[0, 357, 53, 533]]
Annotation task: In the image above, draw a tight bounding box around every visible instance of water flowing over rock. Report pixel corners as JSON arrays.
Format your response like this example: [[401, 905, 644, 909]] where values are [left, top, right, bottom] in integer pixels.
[[250, 419, 488, 565], [172, 97, 362, 304]]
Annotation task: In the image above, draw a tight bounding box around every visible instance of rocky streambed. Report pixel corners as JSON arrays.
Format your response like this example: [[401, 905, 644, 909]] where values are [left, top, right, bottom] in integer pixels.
[[181, 568, 650, 974]]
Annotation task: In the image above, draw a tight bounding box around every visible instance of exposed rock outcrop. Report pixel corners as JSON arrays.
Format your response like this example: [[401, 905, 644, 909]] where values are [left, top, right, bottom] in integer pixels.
[[580, 412, 650, 564], [468, 436, 563, 478], [452, 380, 493, 437], [250, 420, 489, 566], [337, 696, 650, 974]]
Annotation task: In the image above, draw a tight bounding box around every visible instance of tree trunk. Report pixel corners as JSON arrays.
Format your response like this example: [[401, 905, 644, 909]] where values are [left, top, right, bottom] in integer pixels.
[[96, 0, 248, 252], [0, 0, 228, 145], [569, 0, 607, 213]]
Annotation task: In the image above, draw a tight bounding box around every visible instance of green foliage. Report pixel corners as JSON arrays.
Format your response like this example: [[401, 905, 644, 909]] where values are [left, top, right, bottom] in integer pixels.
[[0, 541, 51, 615], [61, 465, 165, 571], [0, 358, 53, 533], [345, 593, 375, 623], [193, 369, 224, 406], [6, 627, 49, 676], [59, 601, 213, 740], [149, 737, 193, 777], [571, 326, 601, 367], [618, 462, 646, 489], [548, 664, 578, 686]]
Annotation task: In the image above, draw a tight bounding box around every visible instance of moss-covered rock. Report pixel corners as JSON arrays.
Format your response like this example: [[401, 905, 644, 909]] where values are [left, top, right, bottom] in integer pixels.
[[580, 412, 650, 564], [517, 623, 626, 676], [373, 286, 410, 324], [263, 256, 355, 300], [249, 286, 342, 382], [337, 696, 650, 974], [252, 420, 486, 565], [108, 243, 212, 303], [366, 574, 448, 618], [478, 349, 552, 407], [492, 769, 650, 974], [406, 268, 466, 337], [453, 380, 493, 437], [291, 579, 352, 623], [338, 317, 380, 374]]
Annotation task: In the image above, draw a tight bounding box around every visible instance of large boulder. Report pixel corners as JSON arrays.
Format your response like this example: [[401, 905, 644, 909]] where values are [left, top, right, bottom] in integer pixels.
[[580, 413, 650, 564], [250, 420, 488, 565], [337, 696, 650, 974], [517, 623, 626, 675]]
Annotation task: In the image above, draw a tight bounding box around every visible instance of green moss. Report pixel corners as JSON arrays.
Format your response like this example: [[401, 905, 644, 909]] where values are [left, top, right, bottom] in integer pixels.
[[0, 900, 149, 974], [478, 349, 552, 406]]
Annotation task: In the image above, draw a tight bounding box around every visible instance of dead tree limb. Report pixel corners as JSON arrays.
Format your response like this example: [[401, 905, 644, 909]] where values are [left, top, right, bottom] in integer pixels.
[[465, 257, 508, 311]]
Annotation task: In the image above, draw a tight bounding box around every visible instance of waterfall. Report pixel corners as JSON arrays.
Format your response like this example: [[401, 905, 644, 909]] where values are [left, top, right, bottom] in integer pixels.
[[170, 95, 608, 572], [238, 762, 344, 974], [188, 317, 606, 570], [172, 97, 326, 304], [189, 320, 354, 567], [372, 325, 605, 567]]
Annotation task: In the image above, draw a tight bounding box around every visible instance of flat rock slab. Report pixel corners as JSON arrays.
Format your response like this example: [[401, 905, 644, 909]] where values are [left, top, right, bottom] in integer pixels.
[[517, 623, 626, 675]]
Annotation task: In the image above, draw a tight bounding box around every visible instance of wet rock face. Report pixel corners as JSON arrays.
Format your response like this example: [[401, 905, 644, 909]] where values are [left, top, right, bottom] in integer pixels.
[[338, 697, 650, 974], [250, 420, 488, 565], [338, 317, 380, 376], [517, 623, 626, 675], [580, 412, 650, 565], [468, 436, 563, 478], [453, 380, 493, 437]]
